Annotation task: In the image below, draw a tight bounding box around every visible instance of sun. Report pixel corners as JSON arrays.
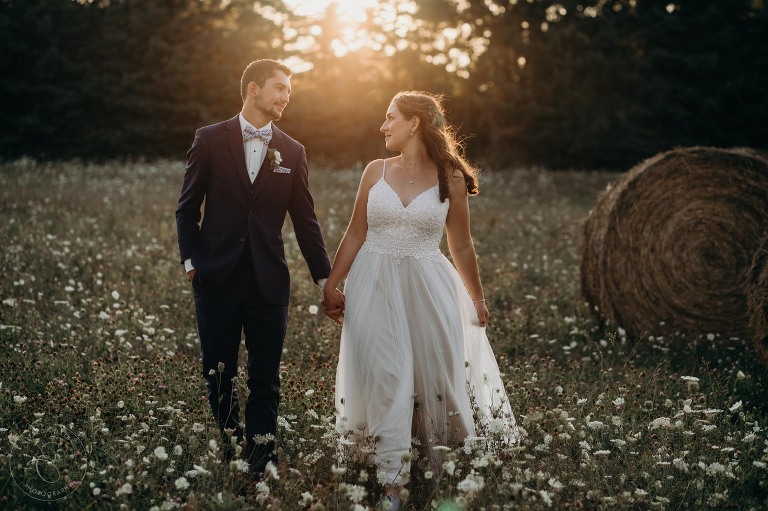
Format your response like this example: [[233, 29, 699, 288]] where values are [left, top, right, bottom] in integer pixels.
[[283, 0, 378, 23], [282, 0, 383, 58]]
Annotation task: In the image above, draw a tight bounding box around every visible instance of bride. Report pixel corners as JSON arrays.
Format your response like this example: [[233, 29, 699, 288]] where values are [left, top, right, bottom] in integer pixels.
[[321, 91, 517, 510]]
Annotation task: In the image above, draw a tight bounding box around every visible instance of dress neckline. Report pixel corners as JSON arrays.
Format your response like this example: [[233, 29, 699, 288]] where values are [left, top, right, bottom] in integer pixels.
[[381, 159, 439, 209], [379, 177, 438, 209]]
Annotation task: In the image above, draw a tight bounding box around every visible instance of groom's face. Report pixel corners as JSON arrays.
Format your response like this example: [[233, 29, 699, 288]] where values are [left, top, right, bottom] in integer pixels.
[[252, 71, 292, 121]]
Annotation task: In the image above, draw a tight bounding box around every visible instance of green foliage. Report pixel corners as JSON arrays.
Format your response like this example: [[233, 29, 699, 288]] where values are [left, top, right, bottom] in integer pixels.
[[0, 1, 767, 168]]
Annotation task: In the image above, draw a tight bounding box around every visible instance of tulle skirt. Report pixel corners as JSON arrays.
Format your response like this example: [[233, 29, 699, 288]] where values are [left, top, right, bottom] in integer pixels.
[[334, 250, 518, 485]]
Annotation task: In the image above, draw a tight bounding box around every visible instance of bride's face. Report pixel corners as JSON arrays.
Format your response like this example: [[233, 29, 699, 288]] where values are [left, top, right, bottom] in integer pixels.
[[380, 103, 412, 151]]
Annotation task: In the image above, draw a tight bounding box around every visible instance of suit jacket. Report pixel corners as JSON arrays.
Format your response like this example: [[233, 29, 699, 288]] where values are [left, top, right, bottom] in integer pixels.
[[176, 115, 331, 305]]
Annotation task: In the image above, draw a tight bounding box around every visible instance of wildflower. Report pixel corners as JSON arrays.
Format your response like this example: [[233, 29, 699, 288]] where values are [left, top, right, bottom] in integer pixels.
[[457, 474, 485, 493], [587, 421, 604, 430], [117, 400, 124, 409], [729, 401, 742, 412], [154, 446, 168, 460], [192, 422, 205, 433], [174, 477, 189, 490], [13, 395, 27, 404], [308, 305, 319, 315], [736, 371, 746, 380], [680, 376, 699, 382], [264, 461, 280, 480], [346, 484, 367, 503], [648, 417, 673, 431], [548, 478, 564, 490], [612, 397, 625, 407], [305, 389, 315, 397], [743, 433, 756, 442], [193, 464, 210, 475], [173, 445, 183, 456], [331, 465, 347, 475], [300, 492, 314, 506], [229, 459, 249, 473], [93, 487, 101, 496], [424, 470, 433, 480], [753, 461, 766, 468], [540, 489, 553, 506], [116, 482, 132, 496], [594, 450, 611, 456], [111, 290, 120, 300], [443, 460, 456, 476]]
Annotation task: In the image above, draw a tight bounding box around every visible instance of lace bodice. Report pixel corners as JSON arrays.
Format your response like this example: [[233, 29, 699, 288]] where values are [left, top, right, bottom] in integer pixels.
[[361, 164, 449, 262]]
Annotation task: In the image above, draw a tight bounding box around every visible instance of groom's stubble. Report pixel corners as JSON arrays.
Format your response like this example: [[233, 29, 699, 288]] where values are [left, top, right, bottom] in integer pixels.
[[254, 94, 285, 122]]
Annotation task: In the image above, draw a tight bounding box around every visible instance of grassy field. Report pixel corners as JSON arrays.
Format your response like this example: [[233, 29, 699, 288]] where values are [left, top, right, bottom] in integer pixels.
[[1, 159, 766, 510]]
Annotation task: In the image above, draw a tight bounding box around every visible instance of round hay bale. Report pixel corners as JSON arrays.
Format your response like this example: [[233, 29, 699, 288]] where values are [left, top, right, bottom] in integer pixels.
[[580, 146, 768, 338], [747, 234, 768, 361]]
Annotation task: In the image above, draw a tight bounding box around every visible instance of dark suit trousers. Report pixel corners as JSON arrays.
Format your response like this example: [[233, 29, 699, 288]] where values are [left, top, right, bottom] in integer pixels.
[[192, 245, 288, 474]]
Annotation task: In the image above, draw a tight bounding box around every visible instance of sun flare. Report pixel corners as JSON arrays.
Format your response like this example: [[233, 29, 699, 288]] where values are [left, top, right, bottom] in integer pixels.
[[283, 0, 379, 24]]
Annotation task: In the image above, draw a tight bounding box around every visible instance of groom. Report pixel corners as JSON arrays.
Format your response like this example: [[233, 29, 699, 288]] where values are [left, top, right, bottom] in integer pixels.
[[176, 59, 332, 476]]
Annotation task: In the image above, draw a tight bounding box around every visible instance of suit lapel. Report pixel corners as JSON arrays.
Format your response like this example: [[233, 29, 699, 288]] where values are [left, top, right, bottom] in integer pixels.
[[225, 115, 251, 195]]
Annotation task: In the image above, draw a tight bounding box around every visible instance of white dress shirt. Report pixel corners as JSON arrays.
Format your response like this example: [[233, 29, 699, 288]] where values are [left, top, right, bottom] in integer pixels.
[[239, 113, 271, 183]]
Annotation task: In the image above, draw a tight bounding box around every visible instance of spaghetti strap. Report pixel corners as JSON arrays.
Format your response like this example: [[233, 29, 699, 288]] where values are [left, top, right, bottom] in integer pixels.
[[382, 159, 386, 178]]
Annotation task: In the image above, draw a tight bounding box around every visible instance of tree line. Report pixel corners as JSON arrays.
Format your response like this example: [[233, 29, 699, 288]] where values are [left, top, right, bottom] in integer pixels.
[[1, 0, 766, 170]]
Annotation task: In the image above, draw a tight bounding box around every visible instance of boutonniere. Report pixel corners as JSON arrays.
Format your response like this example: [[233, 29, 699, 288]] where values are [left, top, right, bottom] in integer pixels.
[[267, 148, 282, 171]]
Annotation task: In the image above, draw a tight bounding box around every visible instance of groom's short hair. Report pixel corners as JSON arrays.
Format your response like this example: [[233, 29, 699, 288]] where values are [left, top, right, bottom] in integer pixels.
[[241, 59, 292, 102]]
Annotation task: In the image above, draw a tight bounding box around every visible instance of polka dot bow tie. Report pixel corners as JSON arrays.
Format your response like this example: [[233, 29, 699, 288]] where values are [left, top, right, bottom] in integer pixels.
[[242, 125, 272, 144]]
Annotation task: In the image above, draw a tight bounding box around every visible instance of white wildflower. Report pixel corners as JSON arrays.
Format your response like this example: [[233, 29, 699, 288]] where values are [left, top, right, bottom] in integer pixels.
[[729, 401, 742, 412], [680, 376, 699, 382], [174, 477, 189, 490], [264, 461, 280, 480], [13, 395, 27, 404], [116, 482, 132, 496], [612, 397, 625, 407], [346, 484, 367, 503], [229, 459, 249, 473], [648, 417, 672, 431], [587, 421, 604, 430], [154, 446, 168, 460], [112, 290, 120, 300], [300, 492, 314, 506]]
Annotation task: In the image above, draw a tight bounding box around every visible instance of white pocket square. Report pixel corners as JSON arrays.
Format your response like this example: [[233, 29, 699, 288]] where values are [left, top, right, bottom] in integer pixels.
[[273, 166, 291, 174]]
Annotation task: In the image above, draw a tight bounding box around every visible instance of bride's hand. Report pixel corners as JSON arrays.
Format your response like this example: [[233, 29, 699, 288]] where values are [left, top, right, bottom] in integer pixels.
[[322, 286, 345, 325], [474, 300, 489, 327]]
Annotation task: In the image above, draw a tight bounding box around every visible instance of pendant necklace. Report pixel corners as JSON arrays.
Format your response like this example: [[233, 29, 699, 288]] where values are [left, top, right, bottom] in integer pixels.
[[407, 166, 424, 184]]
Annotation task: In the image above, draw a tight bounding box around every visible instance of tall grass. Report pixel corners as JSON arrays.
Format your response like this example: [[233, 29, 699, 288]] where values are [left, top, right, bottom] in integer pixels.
[[1, 159, 766, 510]]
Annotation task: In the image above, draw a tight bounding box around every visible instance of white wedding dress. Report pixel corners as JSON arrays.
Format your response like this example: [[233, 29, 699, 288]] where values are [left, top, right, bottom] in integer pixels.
[[334, 162, 518, 485]]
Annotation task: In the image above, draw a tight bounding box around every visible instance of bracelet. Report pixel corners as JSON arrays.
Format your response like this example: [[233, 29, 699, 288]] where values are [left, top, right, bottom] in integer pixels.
[[473, 298, 486, 304]]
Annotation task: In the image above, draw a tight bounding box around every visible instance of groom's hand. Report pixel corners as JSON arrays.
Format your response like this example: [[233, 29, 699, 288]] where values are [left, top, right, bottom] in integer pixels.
[[187, 269, 197, 282], [321, 287, 345, 325]]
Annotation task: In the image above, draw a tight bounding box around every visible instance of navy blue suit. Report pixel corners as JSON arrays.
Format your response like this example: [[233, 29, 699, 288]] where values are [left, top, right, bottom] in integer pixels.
[[176, 115, 331, 474]]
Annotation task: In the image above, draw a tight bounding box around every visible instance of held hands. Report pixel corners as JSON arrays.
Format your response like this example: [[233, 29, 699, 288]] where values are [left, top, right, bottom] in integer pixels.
[[474, 299, 489, 327], [321, 285, 345, 325], [187, 268, 197, 282]]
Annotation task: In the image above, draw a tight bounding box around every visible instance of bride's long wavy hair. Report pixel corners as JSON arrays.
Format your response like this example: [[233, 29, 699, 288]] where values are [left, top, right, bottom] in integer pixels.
[[392, 91, 479, 202]]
